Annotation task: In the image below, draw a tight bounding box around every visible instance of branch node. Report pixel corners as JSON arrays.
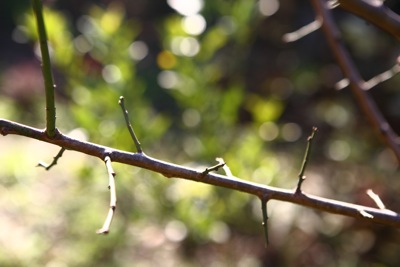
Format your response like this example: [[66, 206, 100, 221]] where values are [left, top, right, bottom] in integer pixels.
[[296, 127, 317, 193], [37, 147, 66, 170], [119, 96, 143, 153]]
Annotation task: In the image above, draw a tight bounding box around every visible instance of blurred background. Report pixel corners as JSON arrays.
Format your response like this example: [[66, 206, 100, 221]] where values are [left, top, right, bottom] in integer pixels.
[[1, 0, 400, 266]]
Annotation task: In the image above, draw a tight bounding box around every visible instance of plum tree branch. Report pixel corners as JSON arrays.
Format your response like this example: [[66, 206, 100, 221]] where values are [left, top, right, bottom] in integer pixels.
[[1, 118, 400, 228]]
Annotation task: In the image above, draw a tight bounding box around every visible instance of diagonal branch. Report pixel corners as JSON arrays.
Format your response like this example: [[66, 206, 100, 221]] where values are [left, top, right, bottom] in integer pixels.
[[2, 118, 400, 228], [310, 0, 400, 165]]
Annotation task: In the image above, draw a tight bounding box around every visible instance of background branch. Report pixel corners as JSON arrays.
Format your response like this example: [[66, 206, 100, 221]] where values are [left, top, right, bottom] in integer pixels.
[[311, 0, 400, 165], [338, 0, 400, 39]]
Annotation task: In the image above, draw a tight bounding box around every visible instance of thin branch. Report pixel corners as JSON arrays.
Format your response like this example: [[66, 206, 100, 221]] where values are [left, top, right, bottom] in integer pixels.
[[310, 0, 400, 165], [2, 119, 400, 228], [338, 0, 400, 40], [31, 0, 56, 137], [97, 156, 117, 234], [296, 127, 318, 193], [118, 96, 143, 153], [366, 189, 386, 210], [37, 147, 66, 170]]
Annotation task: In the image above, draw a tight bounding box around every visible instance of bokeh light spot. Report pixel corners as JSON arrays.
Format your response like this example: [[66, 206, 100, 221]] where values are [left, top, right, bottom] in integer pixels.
[[208, 221, 230, 243], [259, 122, 279, 141], [182, 108, 201, 128], [167, 0, 204, 16], [157, 50, 177, 69], [164, 220, 188, 242], [128, 41, 149, 61], [102, 64, 122, 84], [157, 70, 179, 89], [74, 35, 93, 54], [281, 123, 302, 142], [182, 14, 206, 35], [171, 37, 200, 57], [259, 0, 280, 16], [326, 140, 351, 161]]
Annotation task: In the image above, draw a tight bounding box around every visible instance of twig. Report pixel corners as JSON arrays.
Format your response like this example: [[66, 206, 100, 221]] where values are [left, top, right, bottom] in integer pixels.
[[118, 96, 143, 153], [261, 196, 269, 247], [366, 189, 386, 210], [37, 147, 66, 170], [364, 63, 400, 90], [31, 0, 57, 137], [310, 0, 400, 165], [283, 20, 322, 43], [97, 156, 117, 234], [216, 157, 233, 177], [202, 161, 226, 176], [2, 119, 400, 228], [296, 127, 318, 193]]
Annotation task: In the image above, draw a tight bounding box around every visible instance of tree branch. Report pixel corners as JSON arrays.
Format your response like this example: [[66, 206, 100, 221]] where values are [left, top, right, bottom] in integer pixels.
[[2, 118, 400, 227], [310, 0, 400, 165], [338, 0, 400, 40]]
